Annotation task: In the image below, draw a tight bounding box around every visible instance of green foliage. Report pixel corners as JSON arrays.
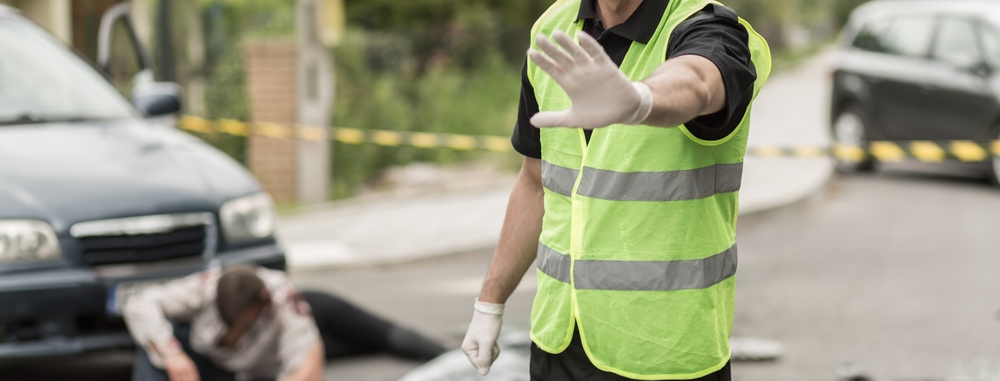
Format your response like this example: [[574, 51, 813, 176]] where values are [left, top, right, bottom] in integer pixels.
[[329, 28, 520, 199], [204, 49, 249, 122], [198, 0, 295, 37], [833, 0, 871, 28], [198, 0, 297, 164], [191, 0, 879, 200], [203, 48, 249, 163], [343, 0, 547, 68], [322, 0, 547, 197]]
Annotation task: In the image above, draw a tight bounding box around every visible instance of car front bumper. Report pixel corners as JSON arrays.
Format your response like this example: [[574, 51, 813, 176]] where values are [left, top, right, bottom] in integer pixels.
[[0, 243, 286, 359]]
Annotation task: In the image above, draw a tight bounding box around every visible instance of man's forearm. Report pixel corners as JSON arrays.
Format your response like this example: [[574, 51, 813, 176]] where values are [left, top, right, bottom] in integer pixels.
[[641, 55, 726, 128], [122, 272, 209, 366], [122, 294, 182, 367], [478, 158, 544, 304]]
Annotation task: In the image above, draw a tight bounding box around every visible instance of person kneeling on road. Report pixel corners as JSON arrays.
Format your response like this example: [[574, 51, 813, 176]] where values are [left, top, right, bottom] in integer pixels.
[[124, 264, 446, 381]]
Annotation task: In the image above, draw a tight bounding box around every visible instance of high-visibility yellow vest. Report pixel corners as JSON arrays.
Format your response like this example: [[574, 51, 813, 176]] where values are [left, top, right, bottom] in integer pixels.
[[526, 0, 771, 379]]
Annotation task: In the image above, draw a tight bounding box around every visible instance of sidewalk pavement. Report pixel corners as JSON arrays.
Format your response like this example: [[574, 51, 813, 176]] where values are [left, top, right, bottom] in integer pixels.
[[278, 53, 835, 270], [741, 52, 835, 213]]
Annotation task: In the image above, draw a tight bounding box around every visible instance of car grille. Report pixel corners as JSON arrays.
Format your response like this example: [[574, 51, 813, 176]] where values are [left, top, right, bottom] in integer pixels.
[[70, 213, 214, 266], [77, 226, 207, 265]]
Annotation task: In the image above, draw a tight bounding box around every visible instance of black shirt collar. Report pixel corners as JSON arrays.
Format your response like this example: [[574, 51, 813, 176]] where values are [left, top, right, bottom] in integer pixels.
[[576, 0, 669, 44]]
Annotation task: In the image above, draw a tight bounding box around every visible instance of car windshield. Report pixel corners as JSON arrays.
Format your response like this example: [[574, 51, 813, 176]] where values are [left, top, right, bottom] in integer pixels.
[[0, 15, 137, 125]]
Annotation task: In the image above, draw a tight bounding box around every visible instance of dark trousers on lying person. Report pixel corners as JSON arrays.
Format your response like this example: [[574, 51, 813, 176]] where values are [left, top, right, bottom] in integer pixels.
[[131, 291, 446, 381]]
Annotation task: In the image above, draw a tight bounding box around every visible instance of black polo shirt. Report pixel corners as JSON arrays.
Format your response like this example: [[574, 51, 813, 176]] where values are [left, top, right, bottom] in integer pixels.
[[511, 0, 758, 159]]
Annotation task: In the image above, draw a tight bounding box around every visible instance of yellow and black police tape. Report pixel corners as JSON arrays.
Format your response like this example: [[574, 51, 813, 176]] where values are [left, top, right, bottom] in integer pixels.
[[747, 141, 1000, 163], [178, 116, 1000, 162], [179, 116, 514, 153]]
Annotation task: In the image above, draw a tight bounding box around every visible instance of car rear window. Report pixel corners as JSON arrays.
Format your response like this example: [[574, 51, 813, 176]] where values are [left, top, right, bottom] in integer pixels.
[[853, 15, 937, 58]]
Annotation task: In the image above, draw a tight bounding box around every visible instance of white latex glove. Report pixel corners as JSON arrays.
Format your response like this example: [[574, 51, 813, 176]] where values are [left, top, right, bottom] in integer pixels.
[[461, 299, 504, 375], [527, 30, 653, 129]]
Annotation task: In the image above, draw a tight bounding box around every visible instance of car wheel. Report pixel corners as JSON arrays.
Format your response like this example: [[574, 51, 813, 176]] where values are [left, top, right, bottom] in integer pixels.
[[832, 106, 875, 173]]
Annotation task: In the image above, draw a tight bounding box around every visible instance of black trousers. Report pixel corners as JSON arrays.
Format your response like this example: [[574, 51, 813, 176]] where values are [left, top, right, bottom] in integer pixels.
[[302, 290, 396, 358], [131, 291, 416, 381], [529, 329, 731, 381]]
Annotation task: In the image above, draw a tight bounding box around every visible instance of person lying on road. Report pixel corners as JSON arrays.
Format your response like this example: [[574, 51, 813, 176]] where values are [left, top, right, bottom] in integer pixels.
[[124, 264, 446, 381]]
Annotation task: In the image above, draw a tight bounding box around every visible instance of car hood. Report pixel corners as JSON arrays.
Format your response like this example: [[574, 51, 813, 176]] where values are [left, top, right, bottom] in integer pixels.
[[0, 119, 261, 234]]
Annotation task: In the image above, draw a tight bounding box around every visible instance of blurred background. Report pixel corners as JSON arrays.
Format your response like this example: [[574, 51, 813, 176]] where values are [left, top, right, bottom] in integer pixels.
[[6, 0, 1000, 380], [0, 0, 867, 202]]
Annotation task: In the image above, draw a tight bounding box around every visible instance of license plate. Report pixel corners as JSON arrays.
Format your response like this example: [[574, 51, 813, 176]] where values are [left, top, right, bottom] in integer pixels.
[[106, 279, 175, 316]]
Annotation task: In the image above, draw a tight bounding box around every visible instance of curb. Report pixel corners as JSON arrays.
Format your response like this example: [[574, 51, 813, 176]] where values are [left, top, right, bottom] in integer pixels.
[[739, 157, 835, 216], [283, 158, 835, 271]]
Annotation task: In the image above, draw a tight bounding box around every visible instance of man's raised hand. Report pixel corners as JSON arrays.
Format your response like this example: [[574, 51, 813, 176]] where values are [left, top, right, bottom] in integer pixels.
[[527, 30, 653, 129]]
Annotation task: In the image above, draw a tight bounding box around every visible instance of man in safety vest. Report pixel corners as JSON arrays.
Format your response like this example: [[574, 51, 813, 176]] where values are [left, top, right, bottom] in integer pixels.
[[461, 0, 770, 379]]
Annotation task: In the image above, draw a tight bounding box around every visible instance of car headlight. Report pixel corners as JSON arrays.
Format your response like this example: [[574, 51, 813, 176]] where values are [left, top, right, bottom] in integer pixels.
[[0, 220, 61, 264], [220, 193, 276, 244]]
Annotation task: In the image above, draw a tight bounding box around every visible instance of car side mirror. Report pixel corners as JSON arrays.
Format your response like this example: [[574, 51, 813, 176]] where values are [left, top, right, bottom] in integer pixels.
[[132, 82, 183, 117]]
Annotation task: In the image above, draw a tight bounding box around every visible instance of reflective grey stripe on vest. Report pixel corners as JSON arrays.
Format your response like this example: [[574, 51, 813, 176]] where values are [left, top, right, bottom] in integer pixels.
[[536, 242, 571, 283], [574, 244, 737, 291], [541, 161, 579, 197], [577, 163, 743, 202], [537, 243, 737, 291]]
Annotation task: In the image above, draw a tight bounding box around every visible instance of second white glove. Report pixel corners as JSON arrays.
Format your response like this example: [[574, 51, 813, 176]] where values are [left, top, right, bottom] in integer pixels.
[[460, 299, 504, 375], [527, 30, 653, 129]]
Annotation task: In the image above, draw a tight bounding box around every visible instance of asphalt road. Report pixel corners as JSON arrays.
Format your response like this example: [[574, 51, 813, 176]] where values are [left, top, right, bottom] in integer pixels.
[[6, 166, 1000, 381], [734, 164, 1000, 381]]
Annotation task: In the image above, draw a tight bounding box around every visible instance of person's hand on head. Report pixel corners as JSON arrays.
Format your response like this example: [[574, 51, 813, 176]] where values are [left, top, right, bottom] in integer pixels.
[[163, 351, 200, 381], [527, 30, 653, 129], [218, 299, 270, 348]]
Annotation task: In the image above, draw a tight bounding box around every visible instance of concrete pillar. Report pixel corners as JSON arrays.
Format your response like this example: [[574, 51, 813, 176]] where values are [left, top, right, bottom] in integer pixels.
[[244, 41, 299, 204], [295, 0, 333, 204]]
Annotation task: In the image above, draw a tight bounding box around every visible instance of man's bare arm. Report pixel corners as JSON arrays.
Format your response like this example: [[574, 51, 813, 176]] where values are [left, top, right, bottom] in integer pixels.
[[122, 273, 209, 368], [283, 341, 324, 381], [641, 55, 726, 128], [478, 157, 544, 304]]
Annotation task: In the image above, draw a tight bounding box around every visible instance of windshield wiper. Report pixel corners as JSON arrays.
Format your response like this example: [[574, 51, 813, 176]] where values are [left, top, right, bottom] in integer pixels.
[[0, 113, 94, 126]]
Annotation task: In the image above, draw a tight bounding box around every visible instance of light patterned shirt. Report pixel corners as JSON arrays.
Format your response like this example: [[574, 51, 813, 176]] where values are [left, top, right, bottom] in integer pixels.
[[123, 267, 320, 381]]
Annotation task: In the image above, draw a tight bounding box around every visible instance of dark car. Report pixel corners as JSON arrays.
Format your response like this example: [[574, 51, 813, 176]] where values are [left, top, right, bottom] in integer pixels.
[[0, 5, 285, 358], [831, 0, 1000, 179]]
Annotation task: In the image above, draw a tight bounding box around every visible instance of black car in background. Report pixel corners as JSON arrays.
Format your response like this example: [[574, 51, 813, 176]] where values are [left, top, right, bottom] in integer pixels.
[[831, 0, 1000, 180], [0, 5, 285, 358]]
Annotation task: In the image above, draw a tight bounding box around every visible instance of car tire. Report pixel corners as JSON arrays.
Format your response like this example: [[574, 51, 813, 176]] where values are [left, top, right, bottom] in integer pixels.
[[831, 106, 875, 173]]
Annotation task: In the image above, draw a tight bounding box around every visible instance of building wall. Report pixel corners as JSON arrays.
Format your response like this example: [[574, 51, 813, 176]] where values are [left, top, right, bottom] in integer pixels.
[[245, 41, 300, 204]]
